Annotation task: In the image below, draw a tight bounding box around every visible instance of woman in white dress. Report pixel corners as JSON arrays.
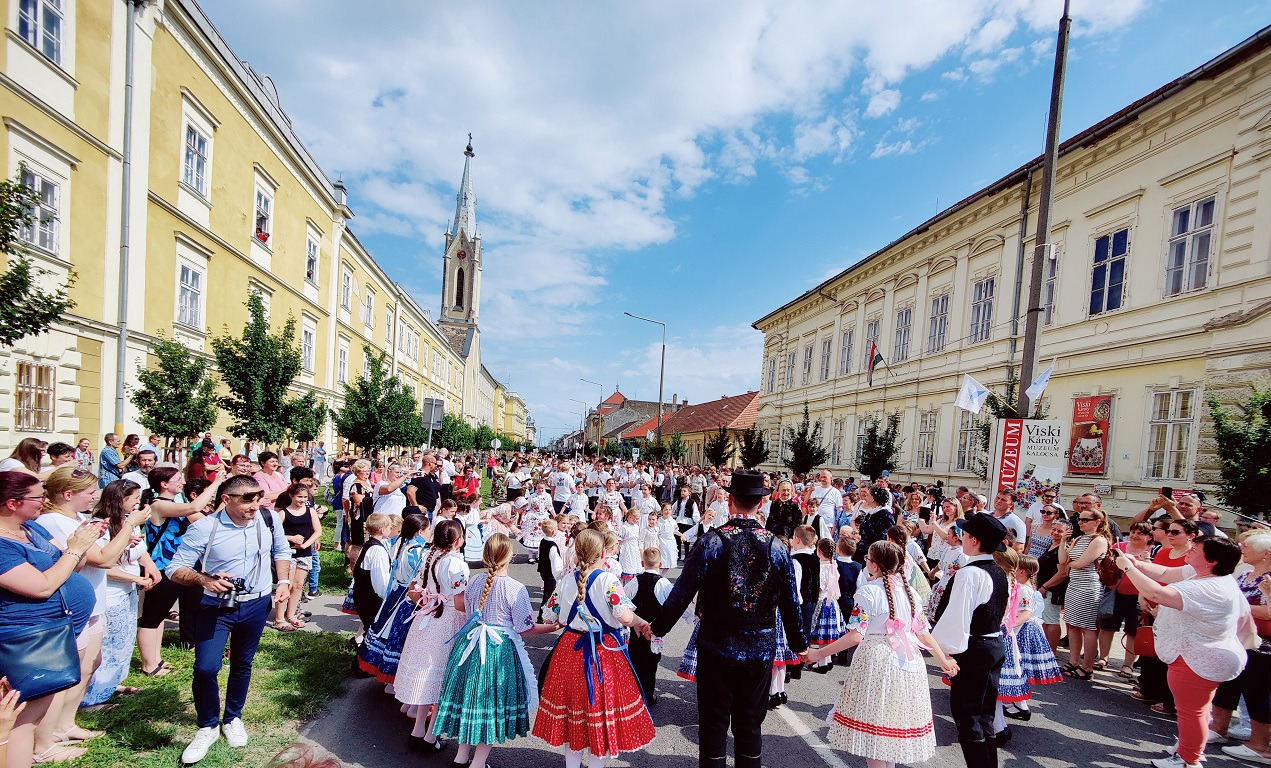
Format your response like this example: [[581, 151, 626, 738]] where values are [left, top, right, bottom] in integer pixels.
[[806, 540, 959, 768]]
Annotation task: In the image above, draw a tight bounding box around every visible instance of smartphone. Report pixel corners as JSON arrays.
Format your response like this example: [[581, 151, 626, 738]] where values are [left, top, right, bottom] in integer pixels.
[[1160, 487, 1174, 498]]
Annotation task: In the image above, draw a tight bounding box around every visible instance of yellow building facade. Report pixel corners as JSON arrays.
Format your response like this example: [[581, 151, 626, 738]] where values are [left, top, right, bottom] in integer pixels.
[[0, 0, 529, 454], [754, 27, 1271, 523]]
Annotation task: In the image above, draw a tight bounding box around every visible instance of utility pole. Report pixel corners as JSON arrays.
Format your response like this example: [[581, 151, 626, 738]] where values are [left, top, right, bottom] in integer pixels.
[[1018, 0, 1071, 417]]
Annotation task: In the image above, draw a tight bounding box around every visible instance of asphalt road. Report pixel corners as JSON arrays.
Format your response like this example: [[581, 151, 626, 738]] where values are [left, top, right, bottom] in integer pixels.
[[298, 560, 1252, 768]]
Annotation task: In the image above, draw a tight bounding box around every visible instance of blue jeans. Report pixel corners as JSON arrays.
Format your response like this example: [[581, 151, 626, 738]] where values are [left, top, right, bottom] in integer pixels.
[[192, 594, 270, 728], [308, 552, 320, 594]]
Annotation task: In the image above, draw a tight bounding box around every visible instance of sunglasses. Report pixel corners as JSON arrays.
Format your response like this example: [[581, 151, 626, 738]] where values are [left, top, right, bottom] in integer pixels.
[[1078, 517, 1098, 522], [1167, 529, 1186, 536], [227, 491, 265, 502]]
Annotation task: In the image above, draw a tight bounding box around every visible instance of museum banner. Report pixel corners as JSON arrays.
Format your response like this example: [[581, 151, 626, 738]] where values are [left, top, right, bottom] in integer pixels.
[[1068, 395, 1113, 475]]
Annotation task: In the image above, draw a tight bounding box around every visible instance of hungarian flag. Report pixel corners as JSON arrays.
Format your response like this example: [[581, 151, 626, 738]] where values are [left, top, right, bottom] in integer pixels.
[[866, 341, 883, 386]]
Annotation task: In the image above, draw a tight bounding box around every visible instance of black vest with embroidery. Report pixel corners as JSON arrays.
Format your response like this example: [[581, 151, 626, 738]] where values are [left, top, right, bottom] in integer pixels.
[[700, 520, 778, 633]]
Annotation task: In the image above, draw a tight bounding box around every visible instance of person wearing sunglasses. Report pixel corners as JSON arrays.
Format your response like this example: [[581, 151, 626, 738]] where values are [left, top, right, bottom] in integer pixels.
[[1135, 519, 1201, 717], [165, 475, 292, 765], [1057, 508, 1114, 680]]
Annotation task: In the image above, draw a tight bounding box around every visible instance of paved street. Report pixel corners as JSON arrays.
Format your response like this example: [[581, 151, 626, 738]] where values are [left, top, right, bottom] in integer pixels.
[[298, 560, 1246, 768]]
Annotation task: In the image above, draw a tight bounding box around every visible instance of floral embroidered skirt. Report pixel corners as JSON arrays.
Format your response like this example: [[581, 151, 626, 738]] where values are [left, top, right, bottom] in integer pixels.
[[826, 637, 936, 764]]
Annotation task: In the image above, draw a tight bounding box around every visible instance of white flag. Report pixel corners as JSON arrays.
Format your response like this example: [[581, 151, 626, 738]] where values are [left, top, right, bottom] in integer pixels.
[[1026, 358, 1056, 401], [955, 374, 990, 414]]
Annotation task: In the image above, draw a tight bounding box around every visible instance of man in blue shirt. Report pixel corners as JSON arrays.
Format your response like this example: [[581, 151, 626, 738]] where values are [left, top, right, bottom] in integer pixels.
[[650, 470, 806, 768], [166, 475, 291, 765]]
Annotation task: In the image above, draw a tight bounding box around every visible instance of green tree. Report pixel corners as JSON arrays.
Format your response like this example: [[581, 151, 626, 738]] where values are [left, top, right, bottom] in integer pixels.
[[473, 423, 497, 452], [128, 336, 218, 453], [287, 392, 329, 444], [434, 412, 474, 452], [645, 437, 668, 462], [665, 431, 687, 462], [1209, 383, 1271, 521], [703, 426, 736, 468], [332, 346, 424, 453], [784, 404, 828, 477], [858, 411, 904, 481], [0, 173, 73, 346], [971, 374, 1048, 480], [736, 425, 770, 470], [209, 291, 303, 445]]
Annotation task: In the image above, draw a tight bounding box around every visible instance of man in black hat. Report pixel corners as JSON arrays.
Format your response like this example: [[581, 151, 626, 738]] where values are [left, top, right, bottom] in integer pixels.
[[931, 511, 1010, 768], [648, 469, 806, 768]]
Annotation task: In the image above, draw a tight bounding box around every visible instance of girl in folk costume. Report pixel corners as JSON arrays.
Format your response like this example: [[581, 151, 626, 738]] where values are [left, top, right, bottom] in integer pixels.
[[521, 494, 550, 562], [639, 511, 660, 554], [808, 538, 847, 670], [359, 514, 431, 688], [656, 504, 679, 573], [677, 597, 702, 683], [534, 529, 657, 767], [926, 524, 967, 623], [998, 554, 1063, 723], [768, 604, 803, 709], [395, 519, 470, 753], [806, 540, 960, 768], [489, 498, 523, 542], [432, 534, 559, 768], [604, 530, 624, 580], [617, 509, 643, 582]]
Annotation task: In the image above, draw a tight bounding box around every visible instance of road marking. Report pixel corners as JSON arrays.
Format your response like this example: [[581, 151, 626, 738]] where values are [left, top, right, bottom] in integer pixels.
[[775, 703, 851, 768]]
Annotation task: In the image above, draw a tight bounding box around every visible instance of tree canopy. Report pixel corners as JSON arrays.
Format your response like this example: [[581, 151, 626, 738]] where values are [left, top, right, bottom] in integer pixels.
[[784, 404, 828, 476], [128, 336, 218, 447], [736, 425, 770, 470], [332, 345, 424, 452], [209, 291, 303, 445], [1209, 383, 1271, 521], [858, 411, 904, 481], [704, 426, 736, 468], [0, 173, 73, 346]]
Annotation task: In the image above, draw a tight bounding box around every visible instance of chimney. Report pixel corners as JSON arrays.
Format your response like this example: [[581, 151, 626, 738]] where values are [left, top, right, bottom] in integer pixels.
[[333, 179, 348, 206], [671, 394, 678, 409]]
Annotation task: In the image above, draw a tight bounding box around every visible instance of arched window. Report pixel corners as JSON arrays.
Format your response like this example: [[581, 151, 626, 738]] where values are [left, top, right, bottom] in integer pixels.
[[455, 268, 465, 309]]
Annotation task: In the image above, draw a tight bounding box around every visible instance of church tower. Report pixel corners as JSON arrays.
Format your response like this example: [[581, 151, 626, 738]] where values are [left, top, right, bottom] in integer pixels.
[[440, 135, 481, 326]]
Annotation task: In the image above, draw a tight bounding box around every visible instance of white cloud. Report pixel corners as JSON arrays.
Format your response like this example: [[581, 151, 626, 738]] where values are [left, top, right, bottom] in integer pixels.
[[865, 89, 902, 118]]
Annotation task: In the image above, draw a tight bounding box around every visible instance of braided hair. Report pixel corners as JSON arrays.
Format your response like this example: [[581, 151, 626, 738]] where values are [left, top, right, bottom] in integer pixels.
[[572, 529, 605, 609], [869, 540, 916, 622], [477, 533, 513, 613], [427, 519, 464, 618]]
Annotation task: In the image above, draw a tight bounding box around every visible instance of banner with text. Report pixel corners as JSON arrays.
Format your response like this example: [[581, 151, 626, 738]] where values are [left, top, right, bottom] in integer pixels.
[[1068, 395, 1113, 475], [991, 419, 1070, 513]]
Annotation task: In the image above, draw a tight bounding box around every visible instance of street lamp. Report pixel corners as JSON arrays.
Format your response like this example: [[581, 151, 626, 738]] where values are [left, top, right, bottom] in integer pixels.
[[623, 311, 666, 444], [569, 398, 589, 458], [580, 378, 603, 445]]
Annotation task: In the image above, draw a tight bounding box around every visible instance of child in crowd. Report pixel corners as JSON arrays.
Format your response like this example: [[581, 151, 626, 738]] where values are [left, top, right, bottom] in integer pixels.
[[395, 519, 469, 753], [808, 538, 846, 671], [833, 537, 864, 667], [789, 525, 820, 679], [432, 534, 559, 768], [640, 511, 660, 553], [522, 492, 551, 563], [603, 530, 623, 579], [566, 481, 591, 521], [348, 513, 397, 645], [359, 514, 430, 690], [534, 529, 655, 766], [926, 524, 966, 623], [656, 503, 678, 573], [999, 554, 1063, 722], [618, 509, 643, 582], [538, 518, 565, 620], [625, 548, 672, 706], [435, 498, 459, 520]]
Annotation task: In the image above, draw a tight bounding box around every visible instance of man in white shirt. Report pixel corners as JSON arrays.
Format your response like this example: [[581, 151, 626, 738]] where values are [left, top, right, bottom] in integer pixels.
[[437, 448, 457, 500], [806, 469, 842, 540], [931, 513, 1010, 768], [139, 435, 163, 458], [550, 462, 575, 514], [991, 490, 1028, 545]]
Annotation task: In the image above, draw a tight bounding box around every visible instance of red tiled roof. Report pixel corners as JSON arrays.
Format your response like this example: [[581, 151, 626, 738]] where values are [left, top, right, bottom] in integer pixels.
[[620, 415, 662, 440], [656, 392, 759, 436], [598, 390, 626, 413]]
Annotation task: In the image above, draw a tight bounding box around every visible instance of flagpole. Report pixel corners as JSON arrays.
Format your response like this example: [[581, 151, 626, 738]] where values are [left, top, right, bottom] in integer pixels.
[[1018, 0, 1071, 417]]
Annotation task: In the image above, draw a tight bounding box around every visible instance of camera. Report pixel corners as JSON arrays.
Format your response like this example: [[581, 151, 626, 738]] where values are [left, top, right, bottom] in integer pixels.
[[205, 573, 249, 607]]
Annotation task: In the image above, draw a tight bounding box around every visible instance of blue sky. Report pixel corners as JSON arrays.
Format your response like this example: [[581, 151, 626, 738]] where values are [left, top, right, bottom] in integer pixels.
[[202, 0, 1269, 443]]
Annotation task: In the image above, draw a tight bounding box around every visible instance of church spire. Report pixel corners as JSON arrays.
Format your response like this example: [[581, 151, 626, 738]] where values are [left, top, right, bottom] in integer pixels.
[[449, 133, 478, 240]]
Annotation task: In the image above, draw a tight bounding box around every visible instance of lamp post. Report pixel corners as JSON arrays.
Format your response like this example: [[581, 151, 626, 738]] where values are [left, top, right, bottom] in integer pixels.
[[569, 398, 589, 459], [580, 378, 603, 446], [623, 312, 666, 444]]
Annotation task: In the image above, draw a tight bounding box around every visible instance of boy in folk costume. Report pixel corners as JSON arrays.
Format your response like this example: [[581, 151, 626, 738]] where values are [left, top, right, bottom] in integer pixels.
[[538, 518, 565, 621], [931, 513, 1011, 768], [625, 548, 673, 706]]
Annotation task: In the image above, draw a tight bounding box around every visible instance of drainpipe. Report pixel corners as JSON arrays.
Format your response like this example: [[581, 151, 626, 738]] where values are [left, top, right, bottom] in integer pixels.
[[114, 0, 142, 434]]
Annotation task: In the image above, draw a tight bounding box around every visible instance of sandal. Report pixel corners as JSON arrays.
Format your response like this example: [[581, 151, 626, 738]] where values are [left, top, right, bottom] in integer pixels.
[[1093, 658, 1109, 670], [1150, 702, 1176, 715], [1117, 666, 1136, 680], [287, 615, 308, 628], [33, 744, 87, 763], [272, 620, 299, 632], [141, 660, 171, 677], [1129, 691, 1157, 702], [1065, 667, 1092, 680], [1059, 663, 1078, 675], [56, 727, 104, 742]]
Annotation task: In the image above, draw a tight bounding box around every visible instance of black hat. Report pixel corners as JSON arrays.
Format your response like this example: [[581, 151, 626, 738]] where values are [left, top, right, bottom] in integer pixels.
[[726, 469, 768, 497], [960, 513, 1008, 552]]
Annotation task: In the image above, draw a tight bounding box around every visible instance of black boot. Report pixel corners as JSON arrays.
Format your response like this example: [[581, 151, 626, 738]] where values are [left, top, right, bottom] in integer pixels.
[[959, 739, 990, 768]]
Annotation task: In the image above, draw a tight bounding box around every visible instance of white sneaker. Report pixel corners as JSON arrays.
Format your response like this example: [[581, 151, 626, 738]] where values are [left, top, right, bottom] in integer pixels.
[[1231, 724, 1254, 741], [1151, 754, 1201, 768], [181, 727, 220, 764], [221, 718, 248, 748], [1209, 730, 1229, 744]]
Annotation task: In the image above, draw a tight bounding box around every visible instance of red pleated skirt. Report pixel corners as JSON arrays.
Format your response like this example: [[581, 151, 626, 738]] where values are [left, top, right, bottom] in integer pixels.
[[533, 630, 656, 756]]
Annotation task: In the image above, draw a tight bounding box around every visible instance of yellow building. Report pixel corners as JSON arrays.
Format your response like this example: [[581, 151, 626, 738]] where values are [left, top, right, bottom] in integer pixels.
[[753, 26, 1271, 522], [0, 0, 525, 453]]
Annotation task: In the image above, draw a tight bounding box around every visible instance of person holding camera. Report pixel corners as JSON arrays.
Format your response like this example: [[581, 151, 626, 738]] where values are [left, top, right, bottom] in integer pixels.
[[165, 475, 292, 765]]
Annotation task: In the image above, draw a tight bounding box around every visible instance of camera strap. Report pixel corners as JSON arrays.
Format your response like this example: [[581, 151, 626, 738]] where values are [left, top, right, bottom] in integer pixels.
[[200, 510, 266, 593]]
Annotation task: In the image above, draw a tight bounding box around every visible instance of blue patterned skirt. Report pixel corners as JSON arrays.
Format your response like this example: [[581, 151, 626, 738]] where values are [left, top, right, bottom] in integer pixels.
[[677, 621, 700, 682], [774, 610, 800, 668], [433, 615, 537, 744], [83, 587, 138, 706], [998, 621, 1063, 702], [809, 598, 846, 644], [358, 583, 415, 682]]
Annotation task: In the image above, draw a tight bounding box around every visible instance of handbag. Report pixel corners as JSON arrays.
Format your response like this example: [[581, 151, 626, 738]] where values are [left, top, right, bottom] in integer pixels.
[[0, 526, 81, 702], [1096, 554, 1122, 589], [1097, 588, 1117, 621], [1136, 620, 1156, 658]]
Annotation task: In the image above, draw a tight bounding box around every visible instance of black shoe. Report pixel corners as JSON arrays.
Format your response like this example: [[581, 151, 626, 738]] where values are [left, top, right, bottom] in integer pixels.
[[778, 692, 788, 706], [994, 727, 1012, 746], [1003, 706, 1031, 721], [768, 694, 782, 710], [408, 735, 446, 753]]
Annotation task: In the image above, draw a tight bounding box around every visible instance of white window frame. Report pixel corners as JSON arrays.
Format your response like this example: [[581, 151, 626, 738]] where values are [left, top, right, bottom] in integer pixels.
[[854, 418, 868, 470], [18, 166, 58, 255], [928, 293, 949, 352], [17, 0, 63, 65], [337, 340, 348, 384], [340, 266, 352, 310], [801, 343, 814, 385], [1164, 196, 1215, 297], [253, 187, 272, 244], [176, 260, 203, 329], [14, 360, 55, 432], [301, 319, 316, 373], [829, 418, 843, 466], [893, 307, 912, 362], [968, 276, 995, 344], [765, 358, 776, 394], [955, 409, 978, 472], [819, 337, 832, 381], [363, 288, 374, 328], [916, 411, 937, 470], [863, 319, 880, 368], [785, 352, 795, 389], [305, 236, 320, 285], [1091, 229, 1129, 316], [839, 329, 853, 375], [182, 124, 210, 198], [1042, 256, 1059, 326], [1145, 388, 1198, 481]]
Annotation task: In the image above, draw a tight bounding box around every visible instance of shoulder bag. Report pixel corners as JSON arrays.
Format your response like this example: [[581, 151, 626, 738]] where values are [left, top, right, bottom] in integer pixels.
[[0, 530, 81, 702]]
